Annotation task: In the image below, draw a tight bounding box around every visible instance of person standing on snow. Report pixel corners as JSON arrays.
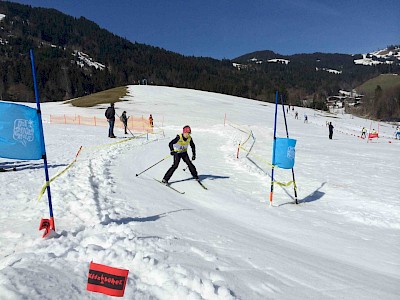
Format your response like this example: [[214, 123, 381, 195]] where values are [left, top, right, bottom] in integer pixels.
[[105, 103, 116, 138], [120, 111, 129, 134], [162, 125, 198, 184], [149, 114, 154, 127], [328, 122, 334, 139]]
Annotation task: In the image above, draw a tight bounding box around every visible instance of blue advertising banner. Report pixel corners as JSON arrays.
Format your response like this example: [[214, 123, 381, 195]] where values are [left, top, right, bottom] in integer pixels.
[[0, 101, 42, 160], [274, 137, 296, 169]]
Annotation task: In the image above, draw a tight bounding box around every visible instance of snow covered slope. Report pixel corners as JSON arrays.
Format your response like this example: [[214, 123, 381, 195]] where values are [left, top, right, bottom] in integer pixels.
[[354, 47, 400, 66], [0, 86, 399, 299]]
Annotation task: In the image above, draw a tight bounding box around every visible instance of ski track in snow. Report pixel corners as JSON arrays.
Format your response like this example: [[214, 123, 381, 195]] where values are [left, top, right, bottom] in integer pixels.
[[0, 130, 236, 299]]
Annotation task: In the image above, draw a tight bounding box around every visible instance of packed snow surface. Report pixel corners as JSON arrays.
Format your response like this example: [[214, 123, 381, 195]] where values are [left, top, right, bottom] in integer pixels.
[[0, 85, 399, 299]]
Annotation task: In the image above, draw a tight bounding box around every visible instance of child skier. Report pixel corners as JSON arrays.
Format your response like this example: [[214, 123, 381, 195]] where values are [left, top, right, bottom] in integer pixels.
[[361, 127, 367, 139], [162, 125, 198, 184], [120, 111, 129, 134]]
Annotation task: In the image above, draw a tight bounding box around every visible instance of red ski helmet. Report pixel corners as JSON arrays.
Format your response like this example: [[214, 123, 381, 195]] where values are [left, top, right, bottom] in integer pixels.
[[183, 125, 191, 134]]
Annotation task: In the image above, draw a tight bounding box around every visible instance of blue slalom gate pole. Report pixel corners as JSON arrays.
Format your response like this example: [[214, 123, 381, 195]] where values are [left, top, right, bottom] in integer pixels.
[[269, 91, 279, 205], [30, 49, 56, 236], [280, 95, 298, 204]]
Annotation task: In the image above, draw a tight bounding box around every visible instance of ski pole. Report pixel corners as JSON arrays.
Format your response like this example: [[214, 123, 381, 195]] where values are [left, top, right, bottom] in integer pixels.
[[136, 155, 170, 177]]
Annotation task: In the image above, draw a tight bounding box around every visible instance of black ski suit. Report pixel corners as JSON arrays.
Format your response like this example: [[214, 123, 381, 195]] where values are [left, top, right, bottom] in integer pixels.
[[121, 112, 128, 134], [329, 123, 334, 139]]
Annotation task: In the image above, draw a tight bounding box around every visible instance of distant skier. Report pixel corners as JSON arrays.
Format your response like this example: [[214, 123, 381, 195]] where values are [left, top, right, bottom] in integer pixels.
[[162, 125, 198, 184], [295, 111, 298, 119], [361, 127, 367, 139], [120, 111, 129, 134], [328, 122, 334, 139], [304, 114, 308, 123], [395, 126, 400, 139], [368, 128, 379, 139], [105, 103, 116, 138], [149, 114, 154, 127]]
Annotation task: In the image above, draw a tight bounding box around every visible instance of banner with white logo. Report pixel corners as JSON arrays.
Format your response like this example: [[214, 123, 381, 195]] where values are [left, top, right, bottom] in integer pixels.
[[274, 137, 296, 169], [0, 101, 42, 160]]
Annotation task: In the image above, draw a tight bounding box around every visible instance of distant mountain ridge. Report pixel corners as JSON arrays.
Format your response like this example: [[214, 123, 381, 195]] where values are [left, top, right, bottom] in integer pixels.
[[0, 1, 398, 109], [234, 46, 400, 71]]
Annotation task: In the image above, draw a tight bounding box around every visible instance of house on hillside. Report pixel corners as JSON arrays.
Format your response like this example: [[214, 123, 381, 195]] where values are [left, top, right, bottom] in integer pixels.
[[326, 90, 363, 111], [326, 95, 346, 108]]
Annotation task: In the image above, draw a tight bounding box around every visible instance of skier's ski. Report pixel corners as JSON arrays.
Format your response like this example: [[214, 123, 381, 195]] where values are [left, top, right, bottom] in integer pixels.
[[196, 180, 208, 190], [181, 169, 208, 190], [0, 167, 16, 172], [153, 178, 185, 194]]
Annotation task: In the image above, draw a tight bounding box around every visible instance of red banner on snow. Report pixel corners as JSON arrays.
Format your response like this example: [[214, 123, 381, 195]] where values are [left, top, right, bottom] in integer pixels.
[[368, 133, 379, 139], [87, 262, 129, 297]]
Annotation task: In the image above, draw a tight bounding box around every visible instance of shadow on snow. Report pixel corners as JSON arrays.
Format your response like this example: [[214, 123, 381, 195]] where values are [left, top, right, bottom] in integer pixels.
[[101, 209, 193, 225], [169, 174, 230, 184]]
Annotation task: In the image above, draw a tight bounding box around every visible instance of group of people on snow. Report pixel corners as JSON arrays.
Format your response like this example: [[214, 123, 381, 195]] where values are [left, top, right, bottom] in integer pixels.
[[105, 101, 399, 186], [105, 103, 196, 184], [105, 103, 154, 138]]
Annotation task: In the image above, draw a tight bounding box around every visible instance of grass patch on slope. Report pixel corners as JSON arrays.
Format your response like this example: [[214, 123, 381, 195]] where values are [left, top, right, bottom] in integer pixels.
[[356, 74, 400, 96], [69, 86, 128, 107]]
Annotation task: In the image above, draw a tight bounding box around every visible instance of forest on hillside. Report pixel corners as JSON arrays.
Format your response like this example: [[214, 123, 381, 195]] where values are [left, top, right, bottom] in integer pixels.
[[0, 1, 399, 119]]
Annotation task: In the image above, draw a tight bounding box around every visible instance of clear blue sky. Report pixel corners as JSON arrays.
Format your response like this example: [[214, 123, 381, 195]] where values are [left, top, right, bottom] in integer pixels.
[[10, 0, 400, 59]]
